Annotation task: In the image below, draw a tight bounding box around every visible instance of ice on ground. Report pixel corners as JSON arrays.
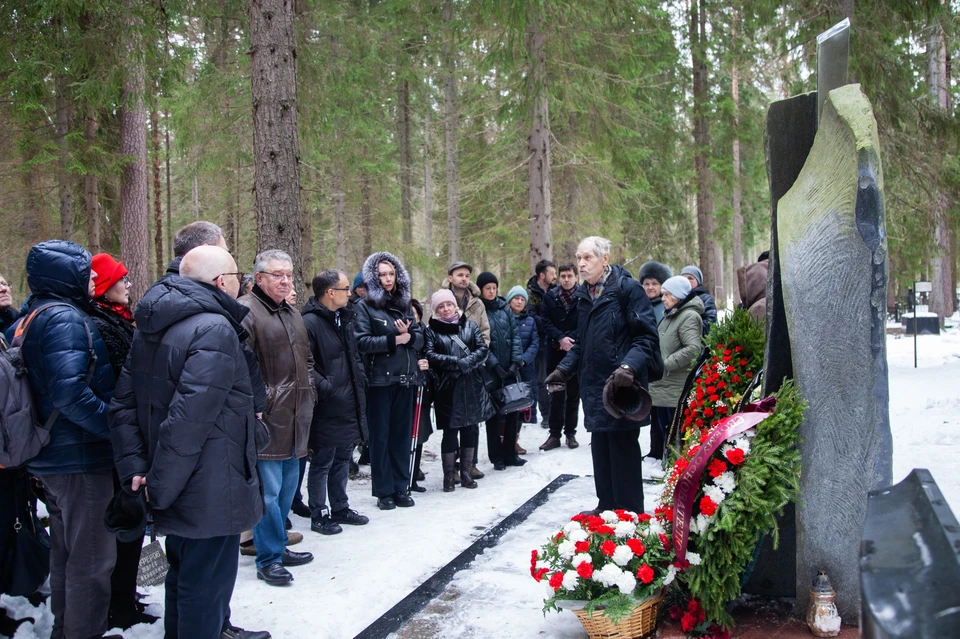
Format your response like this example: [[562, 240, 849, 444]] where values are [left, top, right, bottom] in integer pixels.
[[3, 328, 959, 638]]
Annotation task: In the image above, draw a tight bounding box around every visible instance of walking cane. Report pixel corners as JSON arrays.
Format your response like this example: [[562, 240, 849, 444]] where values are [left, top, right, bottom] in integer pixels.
[[408, 385, 424, 491]]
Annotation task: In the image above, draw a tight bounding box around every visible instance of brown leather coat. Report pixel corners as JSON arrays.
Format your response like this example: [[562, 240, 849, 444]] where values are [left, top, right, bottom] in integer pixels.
[[239, 286, 316, 460]]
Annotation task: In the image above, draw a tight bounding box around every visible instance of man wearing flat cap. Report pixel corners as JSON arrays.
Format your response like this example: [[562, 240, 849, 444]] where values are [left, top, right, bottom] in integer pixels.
[[425, 261, 490, 344]]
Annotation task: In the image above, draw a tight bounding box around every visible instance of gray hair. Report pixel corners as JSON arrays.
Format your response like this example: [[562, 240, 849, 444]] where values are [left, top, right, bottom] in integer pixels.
[[254, 249, 293, 274], [578, 236, 612, 259], [173, 221, 224, 258]]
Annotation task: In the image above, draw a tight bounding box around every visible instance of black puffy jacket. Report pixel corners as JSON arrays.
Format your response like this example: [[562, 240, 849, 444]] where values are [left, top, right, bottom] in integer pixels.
[[108, 277, 263, 539], [482, 296, 522, 388], [302, 298, 368, 450], [354, 252, 425, 387], [425, 316, 494, 429], [690, 285, 718, 335], [12, 241, 116, 476], [556, 265, 662, 433], [89, 302, 135, 380]]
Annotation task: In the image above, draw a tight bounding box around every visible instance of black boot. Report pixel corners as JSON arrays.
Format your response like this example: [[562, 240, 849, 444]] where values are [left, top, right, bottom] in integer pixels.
[[442, 453, 457, 492], [459, 448, 478, 489]]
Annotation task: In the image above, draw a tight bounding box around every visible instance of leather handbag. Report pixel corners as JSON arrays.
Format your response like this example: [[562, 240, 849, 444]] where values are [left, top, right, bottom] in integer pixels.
[[492, 374, 535, 415], [1, 471, 51, 597]]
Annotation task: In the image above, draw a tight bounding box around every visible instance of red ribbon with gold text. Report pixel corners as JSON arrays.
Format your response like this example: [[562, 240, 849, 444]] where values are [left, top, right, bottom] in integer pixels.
[[672, 399, 775, 562]]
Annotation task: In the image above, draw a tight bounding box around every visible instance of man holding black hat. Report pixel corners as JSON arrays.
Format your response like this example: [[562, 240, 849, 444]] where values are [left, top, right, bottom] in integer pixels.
[[545, 237, 661, 515], [426, 261, 490, 344]]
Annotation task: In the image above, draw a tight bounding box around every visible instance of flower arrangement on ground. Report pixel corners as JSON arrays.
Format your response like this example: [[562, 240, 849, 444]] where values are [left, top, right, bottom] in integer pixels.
[[531, 509, 673, 623], [658, 309, 805, 633]]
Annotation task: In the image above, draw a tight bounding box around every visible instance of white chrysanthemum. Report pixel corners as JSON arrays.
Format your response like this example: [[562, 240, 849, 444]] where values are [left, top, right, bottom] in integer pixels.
[[567, 527, 589, 543], [595, 563, 624, 587], [721, 443, 734, 455], [717, 363, 728, 372], [544, 580, 557, 597], [648, 518, 665, 537], [601, 510, 619, 524], [663, 564, 678, 586], [613, 521, 636, 538], [686, 551, 702, 566], [572, 553, 592, 568], [714, 399, 725, 408], [557, 540, 576, 559], [694, 514, 711, 535], [562, 570, 580, 590], [564, 521, 583, 535], [612, 544, 634, 566], [687, 396, 694, 406], [615, 572, 637, 595], [536, 560, 551, 573], [703, 484, 726, 505], [735, 437, 751, 455], [621, 510, 638, 522], [715, 471, 736, 494]]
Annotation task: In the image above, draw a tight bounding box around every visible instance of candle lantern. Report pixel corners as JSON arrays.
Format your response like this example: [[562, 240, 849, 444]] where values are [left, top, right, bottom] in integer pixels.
[[807, 570, 841, 637]]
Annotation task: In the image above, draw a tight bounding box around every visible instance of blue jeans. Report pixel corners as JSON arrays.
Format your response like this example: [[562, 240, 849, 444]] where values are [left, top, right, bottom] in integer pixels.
[[253, 456, 299, 569]]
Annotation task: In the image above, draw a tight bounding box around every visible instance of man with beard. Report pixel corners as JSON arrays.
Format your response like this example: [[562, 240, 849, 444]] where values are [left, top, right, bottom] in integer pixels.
[[527, 260, 556, 427]]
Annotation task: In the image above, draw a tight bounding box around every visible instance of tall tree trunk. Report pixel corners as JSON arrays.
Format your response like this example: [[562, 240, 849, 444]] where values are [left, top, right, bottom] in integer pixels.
[[84, 109, 101, 254], [119, 0, 150, 303], [249, 0, 304, 294], [333, 169, 347, 270], [302, 167, 314, 282], [192, 170, 199, 219], [152, 108, 164, 279], [224, 164, 237, 254], [55, 74, 74, 241], [165, 111, 172, 262], [731, 7, 743, 294], [424, 110, 434, 252], [360, 171, 372, 258], [562, 112, 580, 262], [398, 78, 413, 246], [691, 0, 716, 294], [527, 1, 552, 270], [23, 163, 41, 253], [928, 6, 954, 321], [442, 0, 460, 263]]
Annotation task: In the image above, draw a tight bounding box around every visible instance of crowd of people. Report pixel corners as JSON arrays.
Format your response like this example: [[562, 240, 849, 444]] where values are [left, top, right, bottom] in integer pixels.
[[0, 221, 763, 639]]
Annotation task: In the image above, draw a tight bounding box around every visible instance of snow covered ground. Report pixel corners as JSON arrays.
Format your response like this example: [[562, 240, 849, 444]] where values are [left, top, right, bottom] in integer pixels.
[[3, 328, 959, 639]]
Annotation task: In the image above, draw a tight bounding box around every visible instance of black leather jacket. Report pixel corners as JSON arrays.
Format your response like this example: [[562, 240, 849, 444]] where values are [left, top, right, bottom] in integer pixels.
[[354, 296, 425, 387]]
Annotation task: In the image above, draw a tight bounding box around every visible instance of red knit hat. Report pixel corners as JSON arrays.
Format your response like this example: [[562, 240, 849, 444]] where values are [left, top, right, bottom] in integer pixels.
[[91, 253, 129, 299]]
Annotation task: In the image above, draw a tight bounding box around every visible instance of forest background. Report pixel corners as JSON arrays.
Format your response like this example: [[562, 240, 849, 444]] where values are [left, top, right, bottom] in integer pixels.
[[1, 0, 958, 317]]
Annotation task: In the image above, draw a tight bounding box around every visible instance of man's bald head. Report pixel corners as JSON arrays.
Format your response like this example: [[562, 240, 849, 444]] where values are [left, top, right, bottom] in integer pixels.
[[180, 246, 240, 298]]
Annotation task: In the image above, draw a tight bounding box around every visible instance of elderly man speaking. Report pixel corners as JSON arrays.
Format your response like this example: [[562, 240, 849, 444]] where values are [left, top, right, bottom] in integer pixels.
[[545, 236, 661, 515]]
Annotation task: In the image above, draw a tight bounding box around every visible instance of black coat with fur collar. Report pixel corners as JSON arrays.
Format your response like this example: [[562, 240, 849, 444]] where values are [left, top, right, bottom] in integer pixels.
[[354, 251, 425, 387], [425, 315, 494, 429]]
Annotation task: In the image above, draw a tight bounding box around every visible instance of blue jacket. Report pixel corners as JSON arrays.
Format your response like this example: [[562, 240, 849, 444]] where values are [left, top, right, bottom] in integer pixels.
[[513, 310, 539, 368], [10, 241, 116, 475], [482, 296, 522, 388]]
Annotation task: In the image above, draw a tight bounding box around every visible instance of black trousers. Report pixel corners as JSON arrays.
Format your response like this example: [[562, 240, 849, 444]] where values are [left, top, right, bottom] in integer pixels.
[[591, 429, 644, 513], [440, 425, 479, 453], [164, 534, 239, 639], [548, 373, 580, 438], [649, 406, 675, 460], [366, 385, 415, 497], [485, 411, 519, 463], [535, 349, 550, 422], [110, 472, 144, 618]]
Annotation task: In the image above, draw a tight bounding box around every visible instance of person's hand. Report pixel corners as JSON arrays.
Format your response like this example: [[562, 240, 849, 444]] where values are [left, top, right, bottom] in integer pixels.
[[612, 365, 634, 388], [457, 359, 471, 373], [256, 412, 263, 420], [418, 358, 429, 371], [395, 319, 411, 334], [559, 336, 575, 351], [508, 362, 520, 376], [545, 368, 569, 393], [396, 332, 412, 345], [494, 364, 509, 380], [132, 476, 149, 502]]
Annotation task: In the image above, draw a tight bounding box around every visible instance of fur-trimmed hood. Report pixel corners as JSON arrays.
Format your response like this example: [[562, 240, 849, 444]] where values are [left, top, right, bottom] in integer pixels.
[[361, 251, 412, 310]]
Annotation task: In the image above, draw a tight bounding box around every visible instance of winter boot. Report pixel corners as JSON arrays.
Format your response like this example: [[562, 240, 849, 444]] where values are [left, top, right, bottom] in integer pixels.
[[442, 453, 457, 492], [459, 448, 478, 489]]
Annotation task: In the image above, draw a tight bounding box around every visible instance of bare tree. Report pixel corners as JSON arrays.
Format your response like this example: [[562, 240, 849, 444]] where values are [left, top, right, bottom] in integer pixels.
[[928, 3, 954, 321]]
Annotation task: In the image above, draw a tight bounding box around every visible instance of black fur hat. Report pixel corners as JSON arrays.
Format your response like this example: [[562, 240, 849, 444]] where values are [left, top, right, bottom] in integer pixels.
[[638, 261, 672, 285], [602, 375, 652, 422]]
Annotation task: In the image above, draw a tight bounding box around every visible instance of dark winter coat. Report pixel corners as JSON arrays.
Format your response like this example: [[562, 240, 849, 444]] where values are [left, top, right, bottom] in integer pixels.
[[89, 302, 135, 380], [541, 285, 579, 369], [556, 265, 662, 432], [239, 285, 316, 460], [0, 308, 18, 334], [423, 280, 491, 345], [12, 241, 116, 476], [483, 296, 523, 388], [526, 275, 553, 344], [690, 285, 718, 335], [425, 316, 494, 429], [649, 296, 666, 324], [109, 276, 262, 538], [513, 310, 539, 386], [302, 298, 368, 450], [737, 261, 768, 326], [355, 251, 425, 387]]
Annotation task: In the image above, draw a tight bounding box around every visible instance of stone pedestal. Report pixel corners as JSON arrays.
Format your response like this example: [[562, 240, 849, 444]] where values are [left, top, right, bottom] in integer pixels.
[[777, 84, 892, 620]]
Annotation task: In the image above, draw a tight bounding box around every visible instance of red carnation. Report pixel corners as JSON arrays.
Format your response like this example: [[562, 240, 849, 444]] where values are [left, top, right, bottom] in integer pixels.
[[696, 388, 705, 400], [724, 391, 734, 398], [695, 418, 704, 428], [534, 567, 550, 582], [596, 525, 616, 536], [734, 345, 743, 352], [571, 513, 585, 522], [725, 448, 746, 465], [730, 375, 741, 383], [739, 358, 748, 366], [659, 533, 671, 551], [745, 371, 754, 379], [577, 561, 594, 579], [587, 517, 604, 532], [699, 430, 710, 444], [662, 505, 674, 521], [706, 385, 716, 394], [548, 571, 564, 590], [638, 513, 652, 523], [626, 538, 646, 555], [703, 407, 714, 418], [615, 509, 633, 521], [669, 605, 685, 621], [673, 558, 690, 570], [555, 531, 565, 542], [575, 540, 590, 553], [718, 405, 728, 414], [688, 444, 701, 457], [700, 495, 718, 516], [707, 458, 728, 478], [601, 540, 617, 556], [723, 349, 732, 356], [636, 564, 655, 584], [722, 355, 732, 363], [717, 381, 727, 390], [681, 612, 697, 632], [709, 625, 732, 639], [716, 343, 726, 350], [675, 458, 689, 473]]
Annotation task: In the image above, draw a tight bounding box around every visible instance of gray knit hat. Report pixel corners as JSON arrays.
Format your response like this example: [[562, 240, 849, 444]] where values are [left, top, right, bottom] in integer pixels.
[[662, 275, 692, 300], [680, 265, 703, 286]]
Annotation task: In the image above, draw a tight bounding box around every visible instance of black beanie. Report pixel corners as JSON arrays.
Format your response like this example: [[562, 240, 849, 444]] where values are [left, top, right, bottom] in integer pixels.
[[476, 271, 499, 291]]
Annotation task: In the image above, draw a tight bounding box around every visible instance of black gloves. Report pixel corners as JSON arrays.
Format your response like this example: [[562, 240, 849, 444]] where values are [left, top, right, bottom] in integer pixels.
[[457, 359, 471, 373], [612, 365, 634, 388], [494, 364, 509, 380], [545, 368, 570, 393], [508, 362, 520, 376]]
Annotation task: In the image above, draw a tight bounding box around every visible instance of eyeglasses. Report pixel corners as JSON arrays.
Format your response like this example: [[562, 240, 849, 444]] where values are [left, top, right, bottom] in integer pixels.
[[259, 271, 293, 282], [213, 272, 244, 283], [331, 286, 351, 292]]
